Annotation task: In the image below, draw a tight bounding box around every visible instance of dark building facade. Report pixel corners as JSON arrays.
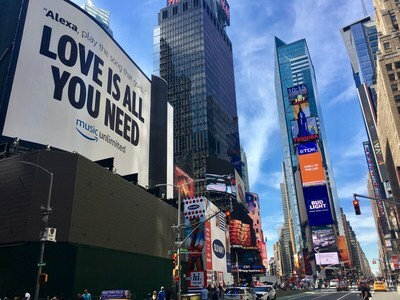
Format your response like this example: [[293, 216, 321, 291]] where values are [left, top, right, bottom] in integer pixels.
[[0, 150, 177, 299], [154, 0, 241, 181]]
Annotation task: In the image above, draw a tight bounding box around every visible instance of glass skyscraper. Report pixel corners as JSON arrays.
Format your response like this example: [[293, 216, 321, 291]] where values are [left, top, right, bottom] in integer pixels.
[[341, 15, 398, 276], [274, 37, 343, 276], [154, 0, 241, 181]]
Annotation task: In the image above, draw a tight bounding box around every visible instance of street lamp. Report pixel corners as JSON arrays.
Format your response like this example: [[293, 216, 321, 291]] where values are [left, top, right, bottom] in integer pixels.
[[155, 178, 207, 300], [21, 161, 54, 300]]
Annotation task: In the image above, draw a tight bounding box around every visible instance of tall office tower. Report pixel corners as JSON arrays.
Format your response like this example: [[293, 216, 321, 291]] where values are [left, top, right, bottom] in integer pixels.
[[280, 161, 294, 277], [341, 16, 397, 275], [241, 147, 250, 192], [154, 0, 241, 182], [373, 0, 400, 204], [82, 0, 113, 36], [274, 37, 343, 278]]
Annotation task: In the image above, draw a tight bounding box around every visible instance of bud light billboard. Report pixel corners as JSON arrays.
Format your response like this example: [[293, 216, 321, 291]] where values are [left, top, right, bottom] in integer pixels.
[[303, 185, 333, 226]]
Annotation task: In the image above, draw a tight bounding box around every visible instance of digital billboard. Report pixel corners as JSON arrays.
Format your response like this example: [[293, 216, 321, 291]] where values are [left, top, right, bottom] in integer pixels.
[[299, 151, 325, 186], [1, 0, 151, 185], [312, 228, 336, 252], [206, 173, 236, 195], [291, 116, 318, 143], [337, 236, 350, 264], [303, 185, 333, 226], [287, 84, 308, 104], [174, 166, 194, 199], [315, 252, 339, 266], [298, 142, 318, 155], [235, 170, 246, 205]]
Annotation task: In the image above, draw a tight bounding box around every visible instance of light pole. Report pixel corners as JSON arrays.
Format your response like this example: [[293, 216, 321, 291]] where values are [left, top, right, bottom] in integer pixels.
[[21, 161, 53, 300], [155, 178, 206, 300]]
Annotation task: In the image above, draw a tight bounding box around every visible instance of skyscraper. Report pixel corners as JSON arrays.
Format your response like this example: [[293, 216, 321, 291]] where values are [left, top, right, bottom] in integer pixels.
[[373, 0, 400, 201], [154, 0, 241, 182], [82, 0, 113, 36], [274, 37, 343, 277], [341, 16, 396, 275]]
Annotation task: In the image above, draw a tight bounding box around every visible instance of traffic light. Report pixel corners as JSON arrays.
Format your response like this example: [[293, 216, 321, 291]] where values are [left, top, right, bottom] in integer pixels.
[[353, 198, 361, 215], [172, 253, 177, 268], [225, 210, 231, 222], [39, 273, 48, 285]]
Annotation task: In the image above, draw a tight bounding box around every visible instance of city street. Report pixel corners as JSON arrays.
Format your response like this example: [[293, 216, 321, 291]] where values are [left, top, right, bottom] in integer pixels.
[[277, 287, 400, 299]]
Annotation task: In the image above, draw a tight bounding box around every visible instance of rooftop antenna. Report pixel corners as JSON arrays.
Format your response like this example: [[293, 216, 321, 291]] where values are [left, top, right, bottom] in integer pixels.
[[361, 0, 368, 17]]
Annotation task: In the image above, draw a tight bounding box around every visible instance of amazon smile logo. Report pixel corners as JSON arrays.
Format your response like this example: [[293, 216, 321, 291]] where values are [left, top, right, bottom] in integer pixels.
[[76, 119, 98, 142]]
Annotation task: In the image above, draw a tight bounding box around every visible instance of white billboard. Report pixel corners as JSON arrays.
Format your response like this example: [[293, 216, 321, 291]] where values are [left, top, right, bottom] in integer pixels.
[[2, 0, 151, 185], [315, 252, 339, 266]]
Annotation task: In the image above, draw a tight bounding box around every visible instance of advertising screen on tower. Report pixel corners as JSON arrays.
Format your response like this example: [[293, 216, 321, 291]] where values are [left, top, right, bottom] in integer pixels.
[[303, 185, 333, 226], [291, 116, 319, 143], [287, 84, 308, 104], [312, 228, 336, 252], [174, 166, 195, 199], [1, 0, 151, 185], [298, 151, 325, 186]]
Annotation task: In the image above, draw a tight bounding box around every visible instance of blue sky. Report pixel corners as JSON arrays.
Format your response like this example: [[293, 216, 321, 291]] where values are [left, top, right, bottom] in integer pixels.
[[72, 0, 380, 274]]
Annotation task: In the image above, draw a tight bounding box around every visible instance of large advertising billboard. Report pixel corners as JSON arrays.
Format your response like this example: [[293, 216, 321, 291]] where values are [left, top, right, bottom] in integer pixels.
[[299, 151, 326, 186], [303, 185, 333, 226], [312, 228, 336, 252], [183, 197, 230, 288], [291, 116, 319, 143], [337, 236, 350, 264], [1, 0, 151, 184], [287, 84, 308, 104], [174, 166, 194, 199], [315, 252, 339, 266]]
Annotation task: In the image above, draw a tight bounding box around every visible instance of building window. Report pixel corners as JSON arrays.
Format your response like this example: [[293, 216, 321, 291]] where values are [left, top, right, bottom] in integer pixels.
[[395, 62, 400, 69], [384, 42, 391, 50], [183, 2, 188, 11], [391, 83, 398, 91], [194, 0, 199, 6], [173, 6, 178, 15], [162, 10, 168, 19], [389, 73, 396, 81], [394, 95, 400, 103], [386, 63, 393, 71]]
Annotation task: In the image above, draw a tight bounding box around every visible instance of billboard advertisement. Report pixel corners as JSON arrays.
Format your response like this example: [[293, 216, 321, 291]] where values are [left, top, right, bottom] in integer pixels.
[[206, 173, 236, 195], [298, 142, 318, 156], [174, 166, 195, 199], [303, 185, 333, 226], [312, 228, 336, 252], [235, 170, 246, 205], [315, 252, 339, 266], [336, 236, 350, 263], [291, 116, 318, 143], [229, 219, 251, 248], [299, 151, 325, 186], [1, 0, 151, 184], [287, 84, 308, 104], [184, 197, 230, 288], [219, 0, 230, 26]]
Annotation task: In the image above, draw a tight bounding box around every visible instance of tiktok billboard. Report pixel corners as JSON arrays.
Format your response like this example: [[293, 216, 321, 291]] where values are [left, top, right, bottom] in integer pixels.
[[1, 0, 151, 185], [303, 185, 333, 226]]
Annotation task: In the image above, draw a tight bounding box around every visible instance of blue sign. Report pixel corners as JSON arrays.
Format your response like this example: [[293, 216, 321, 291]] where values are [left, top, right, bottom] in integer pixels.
[[298, 142, 318, 155], [303, 185, 333, 226], [212, 239, 225, 258]]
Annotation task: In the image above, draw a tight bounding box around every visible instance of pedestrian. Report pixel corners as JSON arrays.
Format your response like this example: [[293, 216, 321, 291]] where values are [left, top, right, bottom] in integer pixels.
[[82, 290, 92, 300], [77, 293, 83, 300], [360, 282, 371, 300], [217, 284, 224, 300], [152, 291, 157, 300], [157, 287, 165, 300], [201, 286, 208, 300], [211, 288, 218, 300], [24, 293, 30, 300]]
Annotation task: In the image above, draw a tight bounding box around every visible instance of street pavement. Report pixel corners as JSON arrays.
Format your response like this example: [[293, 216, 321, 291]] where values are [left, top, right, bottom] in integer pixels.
[[276, 286, 400, 299]]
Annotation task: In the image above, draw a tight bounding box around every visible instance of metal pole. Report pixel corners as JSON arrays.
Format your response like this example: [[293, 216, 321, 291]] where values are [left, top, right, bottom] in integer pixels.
[[21, 162, 53, 300], [177, 187, 181, 300]]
